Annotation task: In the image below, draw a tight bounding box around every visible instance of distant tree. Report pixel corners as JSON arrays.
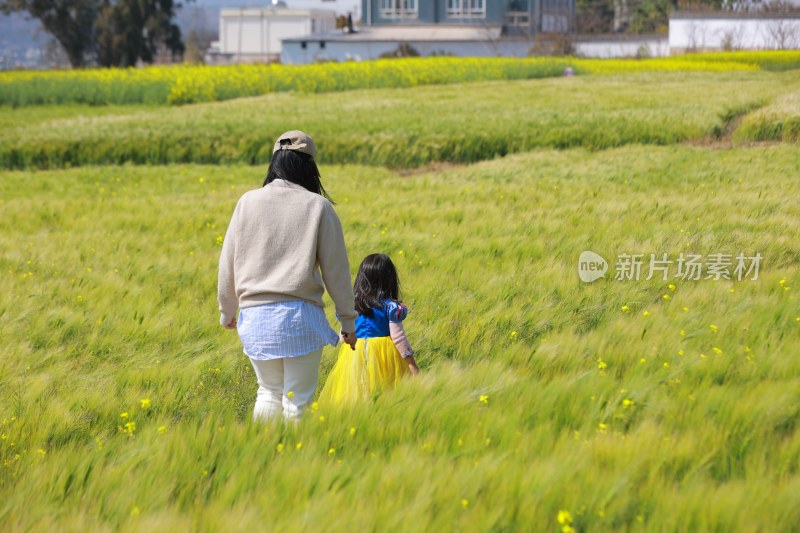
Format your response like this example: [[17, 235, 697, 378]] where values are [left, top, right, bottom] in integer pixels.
[[576, 0, 616, 33], [378, 43, 420, 58], [0, 0, 185, 67], [0, 0, 101, 67], [95, 0, 184, 67], [629, 0, 677, 33], [183, 27, 215, 64]]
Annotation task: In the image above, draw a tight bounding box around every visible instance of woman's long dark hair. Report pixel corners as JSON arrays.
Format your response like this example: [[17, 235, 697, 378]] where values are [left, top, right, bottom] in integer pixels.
[[263, 149, 334, 203], [354, 253, 401, 317]]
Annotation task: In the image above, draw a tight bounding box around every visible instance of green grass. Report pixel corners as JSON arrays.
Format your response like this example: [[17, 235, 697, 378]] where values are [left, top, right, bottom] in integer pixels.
[[1, 71, 799, 170], [0, 104, 158, 129], [735, 89, 800, 143], [0, 58, 575, 107], [1, 143, 799, 530], [678, 50, 800, 71], [2, 52, 795, 108], [0, 53, 775, 108]]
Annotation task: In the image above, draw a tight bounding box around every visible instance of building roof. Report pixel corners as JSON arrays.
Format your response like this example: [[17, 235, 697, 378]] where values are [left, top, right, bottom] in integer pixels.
[[670, 11, 800, 20], [283, 25, 503, 43], [220, 7, 336, 17]]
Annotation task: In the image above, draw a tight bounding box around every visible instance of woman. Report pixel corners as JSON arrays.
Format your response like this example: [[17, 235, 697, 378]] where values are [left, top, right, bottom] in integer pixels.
[[217, 130, 357, 421]]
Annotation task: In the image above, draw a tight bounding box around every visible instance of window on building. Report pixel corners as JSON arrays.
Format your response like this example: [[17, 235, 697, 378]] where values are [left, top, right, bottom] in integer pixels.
[[446, 0, 486, 18], [380, 0, 418, 19]]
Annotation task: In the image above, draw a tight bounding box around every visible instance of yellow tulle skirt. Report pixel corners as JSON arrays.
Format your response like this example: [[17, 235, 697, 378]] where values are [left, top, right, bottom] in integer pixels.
[[318, 336, 409, 407]]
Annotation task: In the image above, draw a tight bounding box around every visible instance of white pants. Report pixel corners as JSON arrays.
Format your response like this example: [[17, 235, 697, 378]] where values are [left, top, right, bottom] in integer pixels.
[[249, 348, 323, 421]]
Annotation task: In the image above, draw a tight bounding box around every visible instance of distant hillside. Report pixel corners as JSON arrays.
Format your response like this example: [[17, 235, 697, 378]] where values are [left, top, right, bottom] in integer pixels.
[[0, 0, 358, 69], [0, 5, 219, 69], [0, 13, 49, 68]]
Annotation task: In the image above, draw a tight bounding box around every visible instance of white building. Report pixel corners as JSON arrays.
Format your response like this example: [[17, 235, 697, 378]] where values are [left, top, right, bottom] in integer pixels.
[[670, 12, 800, 53], [207, 5, 337, 64]]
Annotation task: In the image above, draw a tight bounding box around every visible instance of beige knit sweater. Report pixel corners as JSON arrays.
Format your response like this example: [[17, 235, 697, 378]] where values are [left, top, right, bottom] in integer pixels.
[[217, 180, 357, 332]]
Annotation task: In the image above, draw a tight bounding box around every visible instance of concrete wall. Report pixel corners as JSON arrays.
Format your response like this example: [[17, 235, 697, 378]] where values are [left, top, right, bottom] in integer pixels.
[[282, 39, 530, 63], [669, 16, 800, 52], [281, 36, 668, 63], [575, 38, 668, 58], [219, 10, 336, 57]]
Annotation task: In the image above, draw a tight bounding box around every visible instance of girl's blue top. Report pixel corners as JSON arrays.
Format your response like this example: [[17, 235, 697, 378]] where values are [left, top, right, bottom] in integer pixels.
[[355, 298, 408, 338]]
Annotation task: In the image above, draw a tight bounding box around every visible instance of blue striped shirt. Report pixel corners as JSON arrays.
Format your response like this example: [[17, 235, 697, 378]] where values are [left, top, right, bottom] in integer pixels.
[[237, 300, 340, 360]]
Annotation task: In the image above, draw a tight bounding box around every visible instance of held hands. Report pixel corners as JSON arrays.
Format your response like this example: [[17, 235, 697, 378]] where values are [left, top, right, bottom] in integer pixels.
[[341, 330, 357, 350]]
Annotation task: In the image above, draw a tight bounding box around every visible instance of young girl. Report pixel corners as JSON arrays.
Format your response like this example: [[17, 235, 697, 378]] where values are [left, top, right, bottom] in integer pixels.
[[319, 253, 419, 406]]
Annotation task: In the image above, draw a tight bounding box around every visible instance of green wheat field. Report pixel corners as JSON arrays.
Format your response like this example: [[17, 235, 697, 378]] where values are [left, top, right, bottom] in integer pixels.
[[1, 62, 799, 531]]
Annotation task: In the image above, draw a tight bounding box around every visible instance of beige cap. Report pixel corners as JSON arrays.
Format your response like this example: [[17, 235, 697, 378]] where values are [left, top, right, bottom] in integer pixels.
[[273, 130, 316, 158]]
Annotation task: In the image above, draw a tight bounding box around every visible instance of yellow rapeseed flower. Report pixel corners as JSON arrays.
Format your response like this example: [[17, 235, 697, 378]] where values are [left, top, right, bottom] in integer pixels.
[[709, 324, 718, 332], [479, 394, 489, 405], [140, 398, 151, 409], [557, 510, 573, 525]]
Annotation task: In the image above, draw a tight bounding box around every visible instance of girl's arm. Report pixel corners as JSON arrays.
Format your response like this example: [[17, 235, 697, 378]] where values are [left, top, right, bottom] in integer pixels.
[[389, 321, 420, 375]]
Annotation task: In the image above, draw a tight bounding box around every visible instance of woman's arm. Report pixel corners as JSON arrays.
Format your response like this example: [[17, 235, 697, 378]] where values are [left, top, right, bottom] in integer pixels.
[[317, 205, 358, 334], [217, 201, 240, 327]]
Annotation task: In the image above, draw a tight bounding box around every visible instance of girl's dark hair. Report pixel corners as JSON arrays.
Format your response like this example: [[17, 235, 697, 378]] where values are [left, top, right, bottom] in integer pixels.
[[354, 253, 401, 316], [263, 149, 334, 203]]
